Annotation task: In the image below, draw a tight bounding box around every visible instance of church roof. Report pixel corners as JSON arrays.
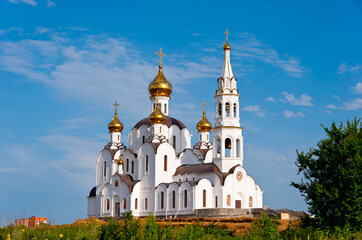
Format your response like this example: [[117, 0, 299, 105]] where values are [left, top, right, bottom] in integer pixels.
[[116, 173, 140, 193], [173, 163, 230, 185], [88, 186, 96, 197], [133, 116, 186, 130]]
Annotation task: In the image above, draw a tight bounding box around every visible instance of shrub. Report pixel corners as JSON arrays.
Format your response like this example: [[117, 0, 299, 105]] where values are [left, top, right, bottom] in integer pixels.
[[246, 213, 278, 240]]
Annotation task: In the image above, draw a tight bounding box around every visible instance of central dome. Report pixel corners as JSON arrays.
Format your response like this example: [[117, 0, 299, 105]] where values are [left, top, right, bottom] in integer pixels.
[[148, 65, 173, 97], [133, 116, 186, 130]]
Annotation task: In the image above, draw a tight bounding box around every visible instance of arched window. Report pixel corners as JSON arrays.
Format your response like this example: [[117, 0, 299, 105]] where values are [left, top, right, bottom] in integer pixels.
[[173, 135, 176, 149], [184, 190, 188, 208], [233, 103, 237, 117], [236, 139, 240, 158], [164, 155, 167, 171], [225, 103, 230, 117], [225, 138, 231, 157], [126, 159, 129, 172], [103, 161, 107, 177], [227, 195, 231, 206], [145, 198, 148, 210], [118, 135, 120, 141], [158, 103, 161, 109], [123, 198, 127, 209], [131, 161, 134, 174], [106, 199, 110, 211], [249, 197, 253, 208], [142, 135, 145, 144], [164, 104, 167, 114], [203, 190, 206, 207], [160, 126, 162, 132], [218, 103, 222, 117], [172, 190, 176, 208], [161, 191, 164, 209], [145, 155, 149, 172], [217, 139, 221, 154], [135, 198, 138, 209], [153, 103, 156, 110], [215, 196, 218, 208]]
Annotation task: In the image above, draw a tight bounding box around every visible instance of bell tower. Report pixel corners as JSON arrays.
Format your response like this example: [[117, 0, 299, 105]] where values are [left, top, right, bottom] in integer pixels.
[[213, 30, 244, 172]]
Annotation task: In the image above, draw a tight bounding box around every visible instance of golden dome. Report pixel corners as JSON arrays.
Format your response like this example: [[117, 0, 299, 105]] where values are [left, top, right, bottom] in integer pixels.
[[149, 103, 165, 124], [196, 112, 212, 132], [108, 113, 124, 133], [117, 155, 123, 165], [223, 42, 231, 51], [148, 65, 173, 97]]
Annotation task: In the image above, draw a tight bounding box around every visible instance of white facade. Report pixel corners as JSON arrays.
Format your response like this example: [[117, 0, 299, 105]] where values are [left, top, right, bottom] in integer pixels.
[[87, 41, 263, 218]]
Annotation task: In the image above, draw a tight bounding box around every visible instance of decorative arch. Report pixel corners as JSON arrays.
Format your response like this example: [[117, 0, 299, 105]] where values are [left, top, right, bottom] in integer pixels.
[[225, 102, 231, 117], [225, 138, 231, 157], [249, 196, 253, 208]]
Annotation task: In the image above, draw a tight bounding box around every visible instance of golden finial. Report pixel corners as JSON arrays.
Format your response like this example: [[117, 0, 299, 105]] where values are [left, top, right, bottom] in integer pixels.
[[224, 29, 230, 42], [196, 100, 212, 132], [202, 100, 206, 114], [112, 100, 119, 114], [156, 48, 166, 66]]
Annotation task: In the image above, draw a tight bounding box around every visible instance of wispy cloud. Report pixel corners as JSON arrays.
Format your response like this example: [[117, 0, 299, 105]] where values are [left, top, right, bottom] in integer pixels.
[[242, 105, 265, 117], [342, 98, 362, 110], [0, 27, 23, 36], [282, 110, 305, 118], [326, 104, 338, 109], [264, 96, 276, 102], [233, 33, 307, 77], [338, 63, 362, 74], [351, 82, 362, 94], [7, 0, 37, 6], [281, 91, 313, 106], [46, 0, 55, 7]]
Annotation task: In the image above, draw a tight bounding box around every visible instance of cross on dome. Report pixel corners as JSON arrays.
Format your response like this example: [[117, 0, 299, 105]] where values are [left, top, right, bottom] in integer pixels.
[[156, 48, 166, 66], [202, 100, 206, 113], [224, 29, 230, 42], [112, 100, 119, 114]]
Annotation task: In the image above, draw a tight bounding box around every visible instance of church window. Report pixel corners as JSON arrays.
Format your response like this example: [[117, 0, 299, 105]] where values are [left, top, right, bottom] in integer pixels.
[[249, 197, 253, 208], [153, 103, 156, 110], [135, 198, 138, 209], [217, 139, 221, 155], [184, 190, 187, 208], [158, 103, 161, 109], [142, 136, 145, 144], [126, 159, 129, 172], [207, 134, 209, 141], [164, 104, 167, 114], [123, 198, 127, 209], [203, 190, 206, 207], [160, 126, 162, 132], [161, 191, 164, 209], [173, 135, 176, 149], [145, 155, 149, 172], [114, 180, 119, 187], [225, 103, 230, 117], [172, 191, 176, 208], [227, 195, 231, 206], [164, 155, 167, 171], [233, 103, 237, 117], [236, 139, 240, 157], [131, 161, 134, 174], [215, 196, 218, 208], [103, 161, 107, 177], [218, 103, 222, 117], [106, 199, 110, 211], [145, 198, 148, 210], [225, 138, 231, 157], [118, 135, 120, 141]]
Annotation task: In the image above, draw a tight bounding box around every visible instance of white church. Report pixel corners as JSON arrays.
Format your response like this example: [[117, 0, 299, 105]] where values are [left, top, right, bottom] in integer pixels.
[[87, 33, 263, 218]]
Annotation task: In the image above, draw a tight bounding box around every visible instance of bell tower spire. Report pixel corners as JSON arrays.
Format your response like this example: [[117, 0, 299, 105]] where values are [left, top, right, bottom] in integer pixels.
[[213, 30, 244, 172]]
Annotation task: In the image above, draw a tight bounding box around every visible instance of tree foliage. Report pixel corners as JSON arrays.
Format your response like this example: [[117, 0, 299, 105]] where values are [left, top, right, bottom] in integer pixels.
[[291, 118, 362, 231]]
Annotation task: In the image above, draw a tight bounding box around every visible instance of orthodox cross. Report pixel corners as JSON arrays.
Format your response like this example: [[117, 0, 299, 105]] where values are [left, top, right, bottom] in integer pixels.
[[156, 48, 166, 66], [112, 100, 119, 114], [224, 29, 230, 42], [202, 100, 206, 113]]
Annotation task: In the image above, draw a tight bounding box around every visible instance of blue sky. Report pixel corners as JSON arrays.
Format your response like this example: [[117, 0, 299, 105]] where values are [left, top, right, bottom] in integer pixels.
[[0, 0, 361, 225]]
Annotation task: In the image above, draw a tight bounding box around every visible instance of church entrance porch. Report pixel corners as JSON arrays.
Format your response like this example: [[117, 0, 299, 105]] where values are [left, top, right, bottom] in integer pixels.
[[115, 203, 120, 217]]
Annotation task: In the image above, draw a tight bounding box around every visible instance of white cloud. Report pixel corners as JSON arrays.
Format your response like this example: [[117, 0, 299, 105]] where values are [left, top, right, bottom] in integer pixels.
[[233, 33, 306, 77], [242, 105, 265, 117], [7, 0, 37, 6], [0, 27, 23, 36], [338, 63, 362, 74], [332, 95, 342, 101], [352, 82, 362, 94], [46, 0, 55, 7], [342, 98, 362, 110], [326, 104, 338, 109], [282, 110, 305, 118], [264, 96, 276, 102], [282, 91, 313, 106], [324, 110, 332, 114]]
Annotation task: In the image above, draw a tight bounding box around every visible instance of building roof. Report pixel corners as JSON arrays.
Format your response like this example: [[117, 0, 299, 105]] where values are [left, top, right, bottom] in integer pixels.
[[116, 173, 140, 192], [133, 116, 186, 130], [89, 186, 96, 197]]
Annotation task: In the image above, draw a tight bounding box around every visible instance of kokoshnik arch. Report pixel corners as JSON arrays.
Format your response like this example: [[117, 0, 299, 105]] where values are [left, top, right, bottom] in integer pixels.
[[87, 31, 263, 218]]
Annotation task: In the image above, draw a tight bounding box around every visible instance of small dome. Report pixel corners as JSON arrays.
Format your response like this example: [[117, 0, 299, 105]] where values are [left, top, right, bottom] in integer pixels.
[[148, 65, 173, 97], [108, 113, 124, 133], [223, 42, 231, 51], [196, 112, 212, 132], [149, 104, 165, 124], [117, 155, 123, 165]]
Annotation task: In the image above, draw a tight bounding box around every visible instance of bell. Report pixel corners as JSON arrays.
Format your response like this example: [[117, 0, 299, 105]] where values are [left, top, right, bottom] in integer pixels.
[[225, 139, 231, 149]]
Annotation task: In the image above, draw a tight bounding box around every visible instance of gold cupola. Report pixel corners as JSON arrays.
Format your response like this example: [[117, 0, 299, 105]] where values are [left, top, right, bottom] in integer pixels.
[[117, 155, 123, 165], [196, 101, 212, 132], [223, 29, 231, 51], [108, 101, 124, 133], [149, 97, 165, 124], [148, 48, 173, 97]]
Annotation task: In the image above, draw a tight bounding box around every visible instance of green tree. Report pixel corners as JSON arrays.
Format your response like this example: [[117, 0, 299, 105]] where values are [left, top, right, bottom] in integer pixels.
[[291, 118, 362, 231]]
